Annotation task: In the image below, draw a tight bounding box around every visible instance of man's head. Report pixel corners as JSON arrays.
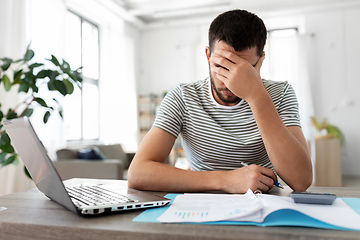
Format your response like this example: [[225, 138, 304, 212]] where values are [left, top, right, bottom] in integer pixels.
[[206, 10, 267, 106], [208, 9, 267, 57]]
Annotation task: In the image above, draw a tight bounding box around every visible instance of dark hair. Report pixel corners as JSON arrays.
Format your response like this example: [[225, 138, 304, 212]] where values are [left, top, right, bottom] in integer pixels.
[[208, 9, 267, 56]]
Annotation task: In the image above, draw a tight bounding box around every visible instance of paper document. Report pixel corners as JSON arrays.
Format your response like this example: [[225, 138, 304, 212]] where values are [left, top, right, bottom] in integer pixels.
[[259, 194, 360, 231], [157, 189, 262, 222], [157, 190, 360, 231]]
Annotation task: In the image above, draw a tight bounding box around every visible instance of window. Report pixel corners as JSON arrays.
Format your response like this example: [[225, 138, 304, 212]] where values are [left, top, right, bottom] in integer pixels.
[[261, 28, 299, 85], [64, 11, 100, 142]]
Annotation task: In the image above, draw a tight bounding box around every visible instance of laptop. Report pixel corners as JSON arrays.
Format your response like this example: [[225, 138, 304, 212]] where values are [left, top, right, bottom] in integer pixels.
[[2, 117, 170, 216]]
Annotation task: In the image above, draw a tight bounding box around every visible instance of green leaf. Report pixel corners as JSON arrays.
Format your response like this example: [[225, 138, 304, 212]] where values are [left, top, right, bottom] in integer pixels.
[[0, 110, 3, 121], [2, 74, 11, 91], [35, 97, 48, 107], [24, 71, 34, 83], [0, 131, 10, 145], [24, 166, 32, 179], [63, 78, 74, 94], [49, 55, 60, 67], [36, 69, 49, 79], [18, 82, 30, 93], [30, 82, 39, 93], [23, 73, 31, 84], [13, 69, 23, 84], [49, 70, 60, 80], [1, 155, 16, 167], [21, 108, 34, 117], [62, 59, 71, 72], [24, 49, 35, 61], [43, 111, 51, 123], [47, 79, 56, 90], [1, 59, 12, 71], [54, 80, 67, 96], [0, 144, 14, 154], [29, 62, 44, 69], [1, 57, 12, 62], [11, 155, 19, 166], [6, 110, 18, 120], [0, 151, 7, 163]]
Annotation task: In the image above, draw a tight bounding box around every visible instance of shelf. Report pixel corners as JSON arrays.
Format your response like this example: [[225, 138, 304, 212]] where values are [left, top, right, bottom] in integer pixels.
[[137, 95, 163, 145], [309, 138, 342, 187]]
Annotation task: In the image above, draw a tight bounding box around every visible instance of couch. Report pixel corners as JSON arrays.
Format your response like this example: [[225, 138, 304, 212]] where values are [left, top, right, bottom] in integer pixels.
[[54, 144, 135, 180]]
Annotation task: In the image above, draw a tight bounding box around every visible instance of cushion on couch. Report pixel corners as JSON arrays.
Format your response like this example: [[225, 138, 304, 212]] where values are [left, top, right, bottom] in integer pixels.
[[77, 147, 104, 160], [95, 144, 130, 168], [56, 149, 78, 160]]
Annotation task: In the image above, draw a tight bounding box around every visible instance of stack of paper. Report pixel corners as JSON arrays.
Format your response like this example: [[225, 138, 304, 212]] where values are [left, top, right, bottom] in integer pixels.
[[156, 189, 360, 231]]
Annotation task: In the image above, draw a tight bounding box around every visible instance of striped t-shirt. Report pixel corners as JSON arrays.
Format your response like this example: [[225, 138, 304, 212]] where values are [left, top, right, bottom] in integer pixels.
[[153, 77, 301, 171]]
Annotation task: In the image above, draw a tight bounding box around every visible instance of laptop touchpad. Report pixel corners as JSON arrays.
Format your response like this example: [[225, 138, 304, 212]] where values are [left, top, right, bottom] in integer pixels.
[[100, 184, 131, 195]]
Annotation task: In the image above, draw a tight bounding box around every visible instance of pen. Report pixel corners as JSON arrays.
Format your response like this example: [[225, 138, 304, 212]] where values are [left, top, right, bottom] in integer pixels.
[[240, 162, 284, 189], [273, 180, 284, 189]]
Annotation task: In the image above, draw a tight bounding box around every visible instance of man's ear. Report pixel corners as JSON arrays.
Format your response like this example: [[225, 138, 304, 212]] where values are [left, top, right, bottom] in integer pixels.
[[205, 46, 210, 63]]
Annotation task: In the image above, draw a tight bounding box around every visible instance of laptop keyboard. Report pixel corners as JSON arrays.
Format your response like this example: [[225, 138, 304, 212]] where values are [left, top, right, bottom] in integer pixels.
[[66, 185, 136, 207]]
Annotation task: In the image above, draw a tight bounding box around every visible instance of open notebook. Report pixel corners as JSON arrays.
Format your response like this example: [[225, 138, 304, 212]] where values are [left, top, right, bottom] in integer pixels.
[[134, 191, 360, 231]]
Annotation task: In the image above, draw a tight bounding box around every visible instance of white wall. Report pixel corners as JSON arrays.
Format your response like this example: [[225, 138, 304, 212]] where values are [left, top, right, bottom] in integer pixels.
[[304, 7, 360, 176], [99, 22, 140, 152], [139, 23, 210, 96], [137, 6, 360, 177], [0, 0, 36, 196]]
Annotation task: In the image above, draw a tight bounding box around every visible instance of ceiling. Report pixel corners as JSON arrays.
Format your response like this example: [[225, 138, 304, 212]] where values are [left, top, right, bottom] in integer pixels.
[[110, 0, 360, 28]]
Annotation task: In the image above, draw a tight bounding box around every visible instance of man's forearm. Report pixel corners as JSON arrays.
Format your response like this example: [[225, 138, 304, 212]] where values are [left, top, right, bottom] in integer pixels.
[[128, 157, 279, 194], [248, 90, 312, 191], [127, 156, 223, 193]]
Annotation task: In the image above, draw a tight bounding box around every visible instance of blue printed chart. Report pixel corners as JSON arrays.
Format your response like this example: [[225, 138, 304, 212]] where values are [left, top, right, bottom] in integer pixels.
[[157, 190, 263, 223], [174, 211, 209, 221]]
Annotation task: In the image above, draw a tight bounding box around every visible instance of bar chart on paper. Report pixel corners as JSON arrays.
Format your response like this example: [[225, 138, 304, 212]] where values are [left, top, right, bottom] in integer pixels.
[[170, 208, 254, 222], [157, 190, 263, 223], [174, 211, 209, 221]]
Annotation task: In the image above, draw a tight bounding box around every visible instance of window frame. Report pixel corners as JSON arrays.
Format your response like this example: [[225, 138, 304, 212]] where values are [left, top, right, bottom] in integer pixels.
[[65, 10, 101, 144]]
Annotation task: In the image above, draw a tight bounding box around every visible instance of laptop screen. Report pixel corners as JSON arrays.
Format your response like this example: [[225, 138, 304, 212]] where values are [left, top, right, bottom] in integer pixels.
[[3, 117, 77, 213]]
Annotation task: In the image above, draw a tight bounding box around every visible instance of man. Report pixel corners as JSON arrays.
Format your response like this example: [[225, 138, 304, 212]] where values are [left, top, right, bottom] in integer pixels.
[[128, 9, 312, 193]]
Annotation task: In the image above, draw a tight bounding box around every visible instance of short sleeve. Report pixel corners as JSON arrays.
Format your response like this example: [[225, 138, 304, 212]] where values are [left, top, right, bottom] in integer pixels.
[[153, 87, 186, 138], [277, 82, 301, 127]]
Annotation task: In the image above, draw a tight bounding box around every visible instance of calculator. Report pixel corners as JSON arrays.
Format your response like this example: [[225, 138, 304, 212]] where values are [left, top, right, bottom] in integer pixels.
[[290, 192, 337, 205]]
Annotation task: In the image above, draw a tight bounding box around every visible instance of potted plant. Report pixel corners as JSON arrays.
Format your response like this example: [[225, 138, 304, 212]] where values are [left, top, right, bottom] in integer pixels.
[[0, 44, 82, 177], [310, 116, 345, 147]]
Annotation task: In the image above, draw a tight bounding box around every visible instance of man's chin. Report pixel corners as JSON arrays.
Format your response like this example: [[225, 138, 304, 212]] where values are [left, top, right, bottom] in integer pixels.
[[218, 95, 240, 104]]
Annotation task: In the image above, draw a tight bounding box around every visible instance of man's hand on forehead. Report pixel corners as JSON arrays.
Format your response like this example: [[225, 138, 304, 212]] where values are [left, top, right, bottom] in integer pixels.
[[209, 48, 266, 102], [211, 48, 262, 67]]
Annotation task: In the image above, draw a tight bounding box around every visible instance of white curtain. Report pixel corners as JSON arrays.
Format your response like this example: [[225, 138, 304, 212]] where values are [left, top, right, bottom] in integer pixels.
[[0, 0, 36, 196]]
